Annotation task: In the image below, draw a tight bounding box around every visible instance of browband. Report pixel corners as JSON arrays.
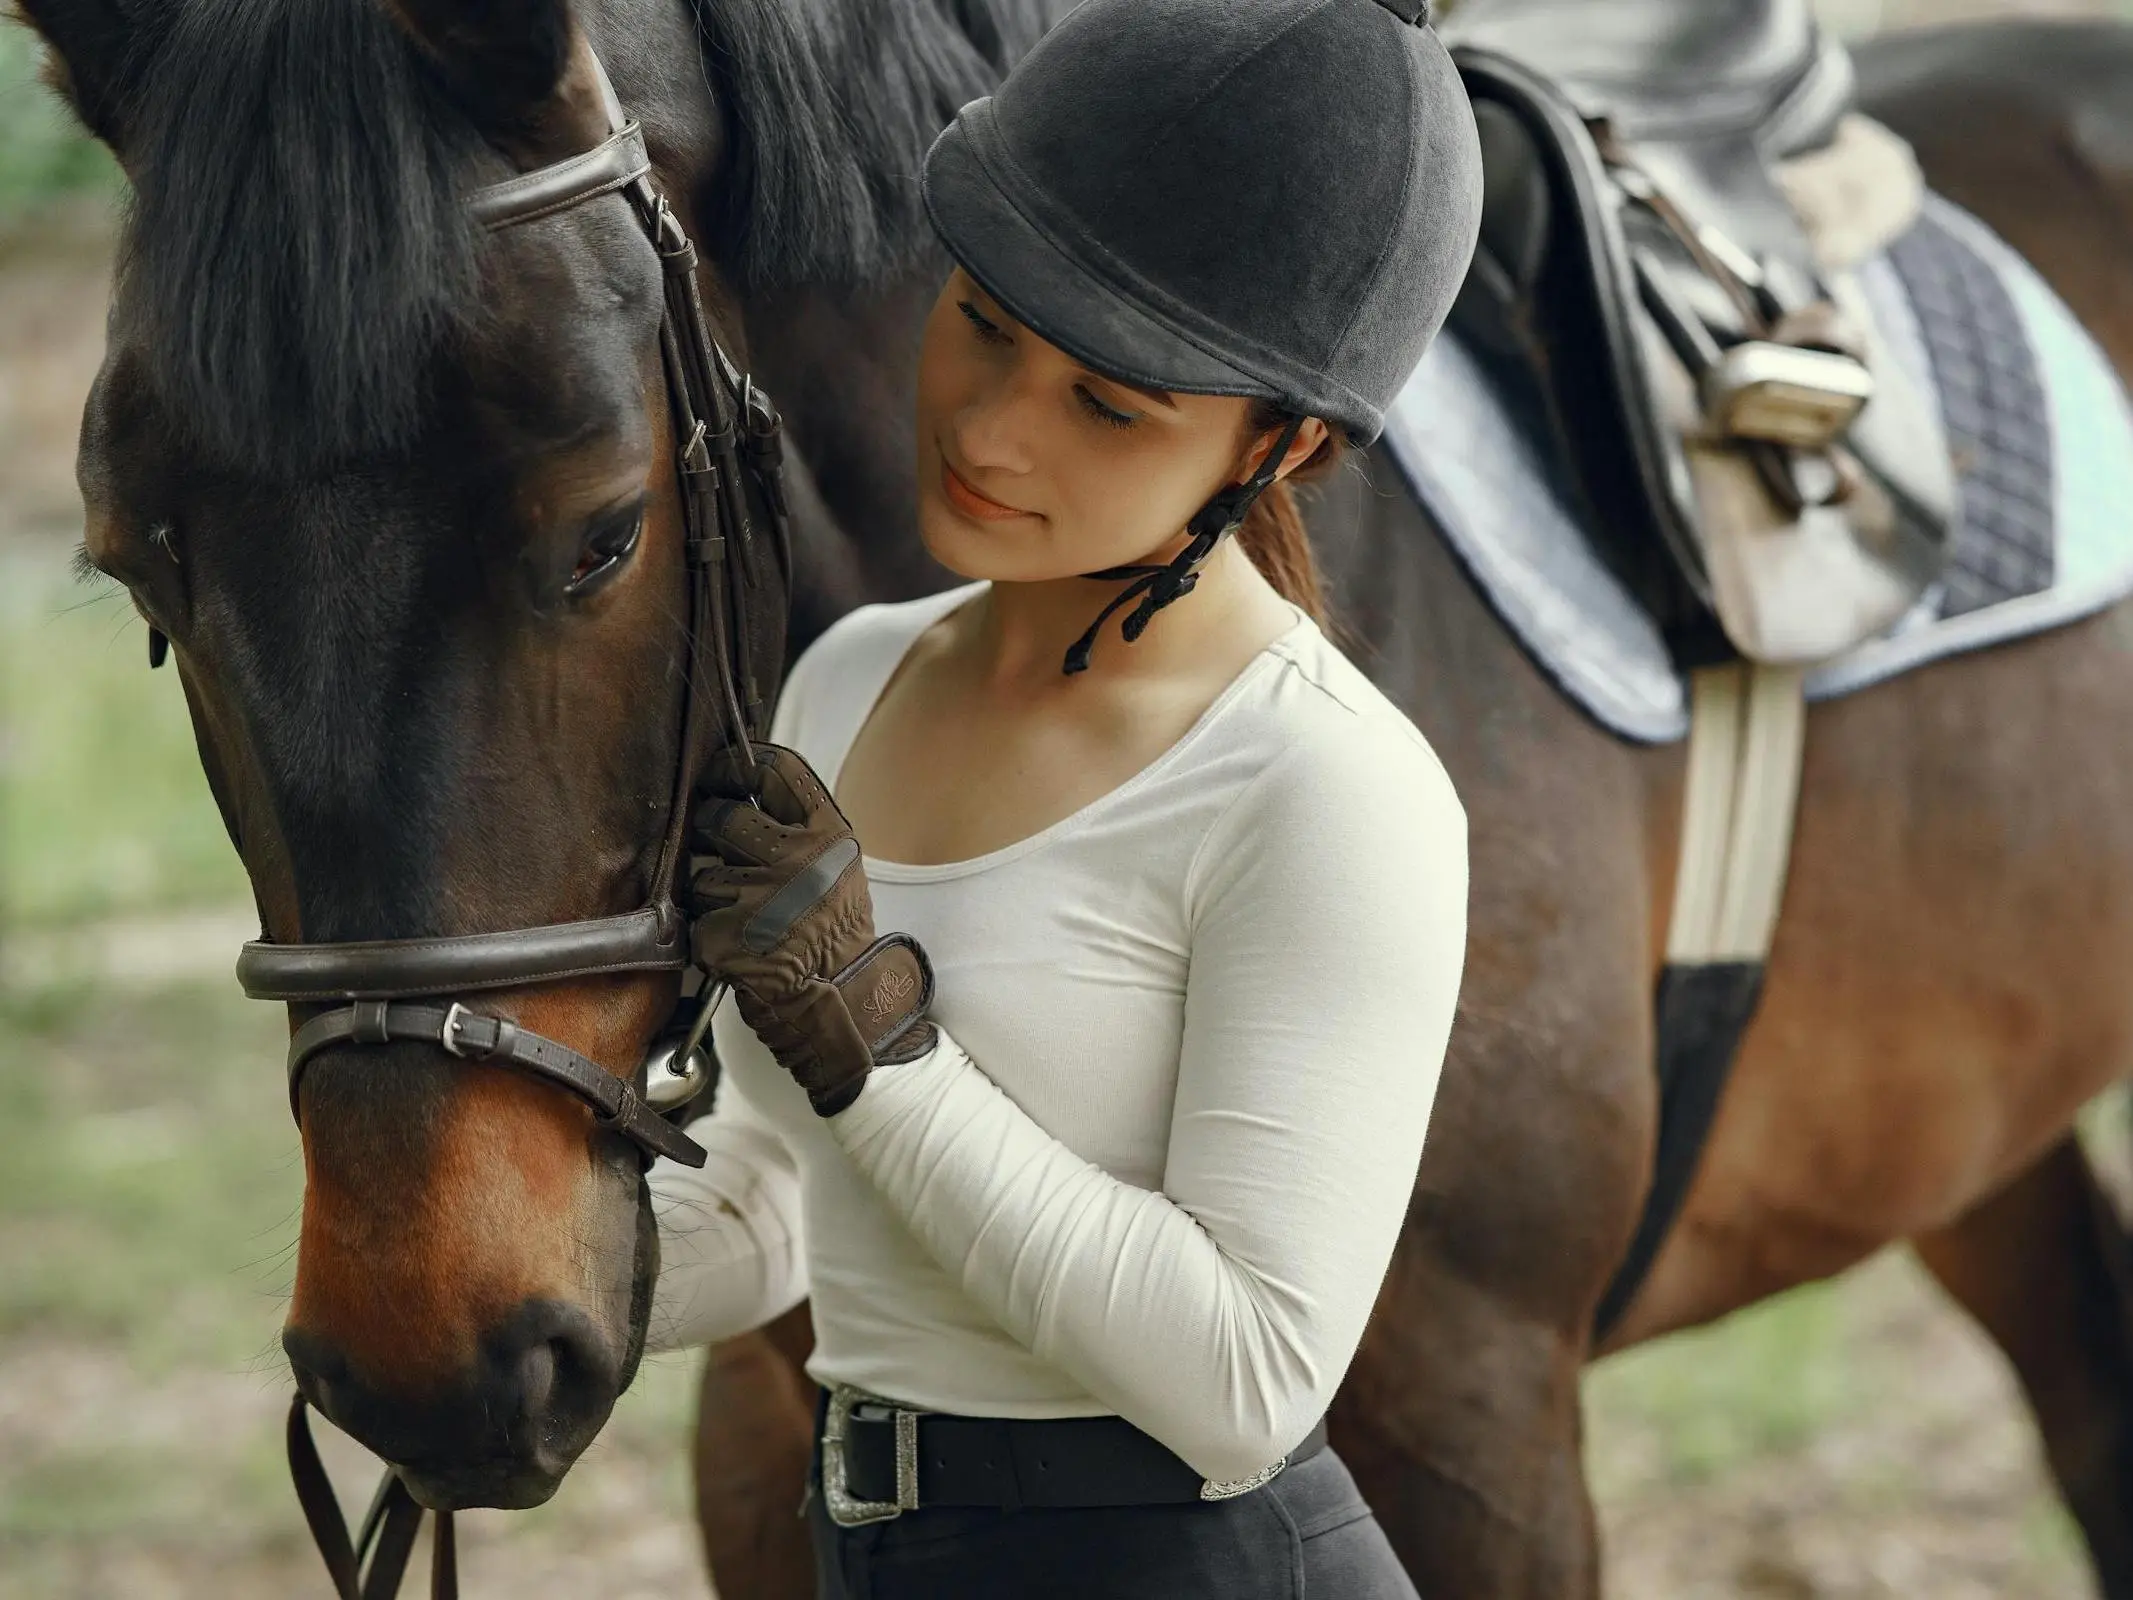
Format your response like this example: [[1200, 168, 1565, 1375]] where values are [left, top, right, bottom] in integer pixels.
[[236, 903, 686, 1002], [467, 121, 652, 231]]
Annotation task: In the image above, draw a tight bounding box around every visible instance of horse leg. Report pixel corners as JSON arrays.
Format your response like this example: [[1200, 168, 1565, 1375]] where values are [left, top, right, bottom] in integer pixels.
[[1914, 1135, 2133, 1598], [692, 1306, 817, 1599]]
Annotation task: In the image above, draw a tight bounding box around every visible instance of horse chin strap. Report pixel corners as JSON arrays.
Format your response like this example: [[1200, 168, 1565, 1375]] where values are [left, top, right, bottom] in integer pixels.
[[1062, 412, 1307, 676]]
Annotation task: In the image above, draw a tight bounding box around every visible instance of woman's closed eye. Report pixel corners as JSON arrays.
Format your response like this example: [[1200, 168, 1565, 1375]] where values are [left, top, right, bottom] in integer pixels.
[[1073, 384, 1138, 431], [957, 299, 1012, 347], [957, 298, 1140, 431]]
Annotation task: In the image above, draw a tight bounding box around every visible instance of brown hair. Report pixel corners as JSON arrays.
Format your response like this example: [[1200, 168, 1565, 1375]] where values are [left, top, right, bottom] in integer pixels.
[[1230, 398, 1342, 624]]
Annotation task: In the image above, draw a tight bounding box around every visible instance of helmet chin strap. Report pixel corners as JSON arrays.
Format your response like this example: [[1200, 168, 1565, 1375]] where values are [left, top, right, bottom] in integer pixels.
[[1062, 412, 1308, 676]]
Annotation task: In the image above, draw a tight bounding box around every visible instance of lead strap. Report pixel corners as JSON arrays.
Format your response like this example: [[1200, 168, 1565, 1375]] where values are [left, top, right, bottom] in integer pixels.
[[287, 1395, 458, 1599]]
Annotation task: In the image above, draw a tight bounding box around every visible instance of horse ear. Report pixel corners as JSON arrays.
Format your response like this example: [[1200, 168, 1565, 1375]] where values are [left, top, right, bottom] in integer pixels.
[[380, 0, 575, 132], [12, 0, 140, 149]]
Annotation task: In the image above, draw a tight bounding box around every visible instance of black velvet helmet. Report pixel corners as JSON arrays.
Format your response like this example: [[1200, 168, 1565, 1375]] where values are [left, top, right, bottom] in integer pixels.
[[919, 0, 1483, 671], [921, 0, 1483, 450]]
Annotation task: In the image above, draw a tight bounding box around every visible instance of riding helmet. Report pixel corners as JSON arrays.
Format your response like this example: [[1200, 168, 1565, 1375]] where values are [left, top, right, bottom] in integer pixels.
[[920, 0, 1483, 449], [919, 0, 1482, 670]]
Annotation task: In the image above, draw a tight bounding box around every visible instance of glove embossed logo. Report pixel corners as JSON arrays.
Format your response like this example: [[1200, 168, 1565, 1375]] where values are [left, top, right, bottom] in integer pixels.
[[864, 967, 917, 1023]]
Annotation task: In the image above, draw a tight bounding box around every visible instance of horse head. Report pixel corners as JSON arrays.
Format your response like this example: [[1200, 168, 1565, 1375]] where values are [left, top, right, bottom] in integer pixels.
[[19, 0, 786, 1510]]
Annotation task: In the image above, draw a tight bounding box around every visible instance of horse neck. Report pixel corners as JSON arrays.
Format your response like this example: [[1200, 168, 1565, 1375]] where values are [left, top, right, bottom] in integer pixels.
[[736, 273, 956, 630]]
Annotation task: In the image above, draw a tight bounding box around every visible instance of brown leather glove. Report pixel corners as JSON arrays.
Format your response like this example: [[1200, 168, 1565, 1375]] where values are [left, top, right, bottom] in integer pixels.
[[686, 742, 936, 1115]]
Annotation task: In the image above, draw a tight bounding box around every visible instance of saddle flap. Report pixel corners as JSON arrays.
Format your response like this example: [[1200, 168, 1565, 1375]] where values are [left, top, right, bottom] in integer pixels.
[[1452, 38, 1952, 667]]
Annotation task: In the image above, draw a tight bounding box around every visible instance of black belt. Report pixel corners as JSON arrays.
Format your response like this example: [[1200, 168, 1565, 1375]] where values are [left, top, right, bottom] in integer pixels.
[[816, 1385, 1327, 1527]]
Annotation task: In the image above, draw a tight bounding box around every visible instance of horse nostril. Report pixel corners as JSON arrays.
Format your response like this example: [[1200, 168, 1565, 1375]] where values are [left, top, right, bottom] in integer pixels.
[[282, 1324, 349, 1405], [273, 1303, 621, 1495], [483, 1300, 619, 1457], [515, 1335, 559, 1424]]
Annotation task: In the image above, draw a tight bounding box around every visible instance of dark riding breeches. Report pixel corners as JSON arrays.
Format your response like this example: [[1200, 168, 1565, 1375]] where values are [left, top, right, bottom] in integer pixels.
[[806, 1446, 1420, 1599]]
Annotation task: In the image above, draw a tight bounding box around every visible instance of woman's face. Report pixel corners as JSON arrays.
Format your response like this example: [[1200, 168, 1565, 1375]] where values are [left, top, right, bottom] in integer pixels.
[[913, 267, 1270, 581]]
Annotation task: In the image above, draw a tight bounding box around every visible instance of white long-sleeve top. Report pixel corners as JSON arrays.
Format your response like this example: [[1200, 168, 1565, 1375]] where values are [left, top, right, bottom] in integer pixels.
[[649, 583, 1467, 1484]]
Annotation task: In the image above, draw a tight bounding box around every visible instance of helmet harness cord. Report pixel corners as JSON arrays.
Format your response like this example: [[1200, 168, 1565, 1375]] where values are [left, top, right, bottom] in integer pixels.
[[1062, 412, 1309, 676]]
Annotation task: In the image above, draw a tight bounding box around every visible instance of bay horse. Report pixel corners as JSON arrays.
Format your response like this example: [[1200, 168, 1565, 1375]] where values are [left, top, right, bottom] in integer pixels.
[[14, 0, 2133, 1591]]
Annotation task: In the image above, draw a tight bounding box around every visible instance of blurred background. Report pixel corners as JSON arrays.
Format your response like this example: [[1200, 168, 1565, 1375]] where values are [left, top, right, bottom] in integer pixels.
[[3, 2, 2132, 1595]]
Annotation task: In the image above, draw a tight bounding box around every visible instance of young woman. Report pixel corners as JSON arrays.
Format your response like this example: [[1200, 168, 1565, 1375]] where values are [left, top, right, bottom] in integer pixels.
[[653, 0, 1483, 1593]]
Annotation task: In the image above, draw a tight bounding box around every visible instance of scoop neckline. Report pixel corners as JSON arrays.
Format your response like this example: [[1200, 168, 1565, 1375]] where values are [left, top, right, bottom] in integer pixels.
[[831, 584, 1312, 884]]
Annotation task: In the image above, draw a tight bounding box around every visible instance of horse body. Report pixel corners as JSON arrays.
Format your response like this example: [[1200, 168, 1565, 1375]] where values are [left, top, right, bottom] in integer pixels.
[[695, 16, 2133, 1596], [14, 0, 2133, 1589]]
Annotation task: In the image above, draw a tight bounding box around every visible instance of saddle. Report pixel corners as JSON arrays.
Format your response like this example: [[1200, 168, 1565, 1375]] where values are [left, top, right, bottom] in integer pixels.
[[1440, 0, 1955, 664]]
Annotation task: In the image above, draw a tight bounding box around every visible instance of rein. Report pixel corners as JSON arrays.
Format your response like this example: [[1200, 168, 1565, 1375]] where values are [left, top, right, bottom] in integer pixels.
[[242, 52, 795, 1599]]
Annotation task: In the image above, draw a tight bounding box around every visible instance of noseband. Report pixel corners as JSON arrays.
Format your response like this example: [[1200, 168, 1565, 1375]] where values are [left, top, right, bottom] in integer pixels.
[[235, 57, 795, 1174]]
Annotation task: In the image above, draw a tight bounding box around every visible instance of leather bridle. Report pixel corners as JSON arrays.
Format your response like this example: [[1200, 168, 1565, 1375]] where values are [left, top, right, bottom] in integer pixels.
[[244, 52, 794, 1600]]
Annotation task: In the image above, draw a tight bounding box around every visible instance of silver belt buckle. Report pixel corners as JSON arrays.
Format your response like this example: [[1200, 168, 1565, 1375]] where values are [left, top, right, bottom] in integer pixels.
[[1199, 1452, 1289, 1502], [822, 1384, 923, 1528]]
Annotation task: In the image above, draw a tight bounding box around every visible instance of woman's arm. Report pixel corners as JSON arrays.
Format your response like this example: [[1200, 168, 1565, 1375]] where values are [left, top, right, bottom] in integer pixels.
[[827, 727, 1468, 1484], [646, 1081, 809, 1352]]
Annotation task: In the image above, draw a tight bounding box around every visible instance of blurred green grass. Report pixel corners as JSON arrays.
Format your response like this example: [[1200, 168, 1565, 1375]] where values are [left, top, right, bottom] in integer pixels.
[[0, 977, 302, 1539], [0, 26, 118, 218], [0, 979, 293, 1365], [1, 546, 250, 928], [1586, 1278, 1853, 1487]]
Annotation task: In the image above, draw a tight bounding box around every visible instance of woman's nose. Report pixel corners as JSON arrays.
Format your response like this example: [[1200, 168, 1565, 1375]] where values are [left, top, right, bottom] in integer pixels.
[[954, 381, 1043, 477]]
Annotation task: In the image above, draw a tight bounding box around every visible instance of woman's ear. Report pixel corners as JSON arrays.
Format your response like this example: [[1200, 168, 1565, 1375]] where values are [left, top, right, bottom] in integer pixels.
[[1242, 416, 1331, 485], [13, 0, 141, 151]]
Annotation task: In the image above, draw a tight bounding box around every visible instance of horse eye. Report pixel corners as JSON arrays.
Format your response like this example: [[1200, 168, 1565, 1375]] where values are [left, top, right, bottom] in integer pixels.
[[564, 503, 645, 599]]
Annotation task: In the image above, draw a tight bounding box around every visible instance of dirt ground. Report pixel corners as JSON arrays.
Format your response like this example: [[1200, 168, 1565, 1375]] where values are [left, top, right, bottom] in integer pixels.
[[4, 6, 2129, 1589]]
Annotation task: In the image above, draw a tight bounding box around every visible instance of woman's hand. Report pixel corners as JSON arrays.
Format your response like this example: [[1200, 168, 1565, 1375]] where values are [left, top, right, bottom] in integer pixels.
[[686, 742, 936, 1115]]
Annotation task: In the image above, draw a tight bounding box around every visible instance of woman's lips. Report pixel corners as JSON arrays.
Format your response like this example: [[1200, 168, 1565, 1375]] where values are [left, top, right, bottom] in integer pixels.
[[940, 458, 1034, 522]]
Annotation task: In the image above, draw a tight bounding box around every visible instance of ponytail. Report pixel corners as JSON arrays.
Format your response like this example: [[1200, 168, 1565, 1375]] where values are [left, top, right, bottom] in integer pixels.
[[1231, 398, 1341, 626]]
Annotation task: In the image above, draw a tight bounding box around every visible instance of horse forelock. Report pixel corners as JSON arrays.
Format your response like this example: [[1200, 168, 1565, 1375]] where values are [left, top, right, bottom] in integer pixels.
[[119, 0, 488, 479]]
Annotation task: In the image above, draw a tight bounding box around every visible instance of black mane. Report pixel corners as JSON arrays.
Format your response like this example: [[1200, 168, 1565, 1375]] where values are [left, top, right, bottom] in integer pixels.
[[689, 0, 1058, 288], [116, 0, 1061, 479]]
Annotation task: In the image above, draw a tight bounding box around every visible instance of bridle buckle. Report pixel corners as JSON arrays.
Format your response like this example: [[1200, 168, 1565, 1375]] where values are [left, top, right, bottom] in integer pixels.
[[439, 1001, 479, 1059]]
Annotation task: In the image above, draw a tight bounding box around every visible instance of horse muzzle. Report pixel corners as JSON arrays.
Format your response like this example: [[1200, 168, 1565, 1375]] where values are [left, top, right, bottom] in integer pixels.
[[283, 1297, 622, 1510]]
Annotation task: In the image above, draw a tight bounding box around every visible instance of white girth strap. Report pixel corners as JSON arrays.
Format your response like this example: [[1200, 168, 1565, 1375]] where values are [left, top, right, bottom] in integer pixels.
[[1666, 662, 1808, 964]]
